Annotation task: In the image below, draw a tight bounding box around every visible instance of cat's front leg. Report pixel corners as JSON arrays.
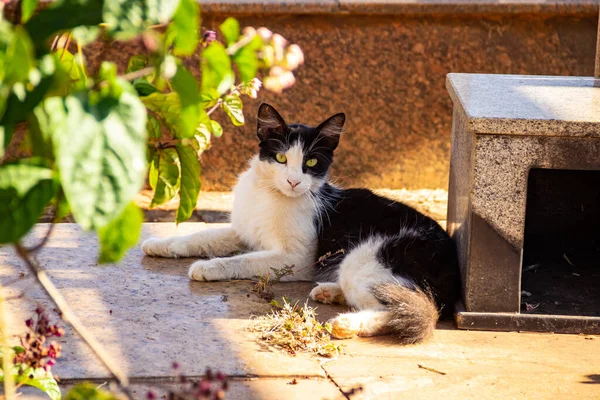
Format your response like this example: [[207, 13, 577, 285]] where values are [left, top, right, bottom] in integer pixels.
[[188, 250, 313, 281], [142, 227, 244, 258]]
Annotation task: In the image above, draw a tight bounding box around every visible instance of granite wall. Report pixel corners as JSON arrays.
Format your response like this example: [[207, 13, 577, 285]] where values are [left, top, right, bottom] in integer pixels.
[[10, 2, 600, 190]]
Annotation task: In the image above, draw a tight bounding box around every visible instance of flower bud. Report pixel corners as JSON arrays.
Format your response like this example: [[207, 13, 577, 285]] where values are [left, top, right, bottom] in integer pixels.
[[199, 380, 212, 395], [242, 27, 256, 38], [263, 76, 282, 94], [250, 78, 262, 91], [285, 44, 304, 70], [277, 70, 296, 91], [271, 34, 287, 62], [256, 27, 273, 43], [142, 32, 159, 53], [202, 30, 217, 45]]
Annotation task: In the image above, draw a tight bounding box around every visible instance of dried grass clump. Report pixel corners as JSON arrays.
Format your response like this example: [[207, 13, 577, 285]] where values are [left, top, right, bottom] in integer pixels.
[[247, 299, 342, 358]]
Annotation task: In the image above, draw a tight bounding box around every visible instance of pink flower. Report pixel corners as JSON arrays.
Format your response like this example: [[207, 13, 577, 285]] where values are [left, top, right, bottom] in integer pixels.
[[256, 27, 273, 43], [202, 30, 217, 45]]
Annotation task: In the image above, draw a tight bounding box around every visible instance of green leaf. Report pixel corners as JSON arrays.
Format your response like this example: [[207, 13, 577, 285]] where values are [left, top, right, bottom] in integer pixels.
[[103, 0, 179, 40], [143, 0, 180, 24], [151, 148, 180, 207], [146, 115, 161, 139], [169, 0, 200, 56], [0, 126, 9, 159], [233, 46, 258, 83], [21, 0, 38, 23], [26, 0, 104, 55], [1, 75, 56, 129], [171, 63, 201, 138], [27, 112, 53, 159], [22, 368, 61, 400], [126, 55, 147, 73], [37, 83, 147, 230], [233, 35, 262, 83], [71, 26, 101, 46], [12, 346, 25, 354], [66, 382, 119, 400], [201, 42, 234, 96], [142, 92, 204, 139], [210, 120, 223, 137], [0, 366, 61, 400], [133, 79, 159, 96], [5, 26, 35, 84], [219, 17, 239, 46], [55, 189, 71, 221], [57, 49, 86, 84], [149, 153, 159, 190], [175, 144, 200, 223], [98, 202, 143, 263], [222, 94, 244, 126], [0, 162, 56, 244], [97, 62, 122, 97]]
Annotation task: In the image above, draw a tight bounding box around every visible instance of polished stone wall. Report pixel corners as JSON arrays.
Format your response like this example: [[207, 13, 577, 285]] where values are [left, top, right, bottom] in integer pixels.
[[7, 2, 600, 190]]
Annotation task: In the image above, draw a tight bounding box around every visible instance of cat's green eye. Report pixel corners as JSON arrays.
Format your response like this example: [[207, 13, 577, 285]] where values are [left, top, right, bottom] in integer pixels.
[[276, 153, 287, 163], [305, 158, 318, 167]]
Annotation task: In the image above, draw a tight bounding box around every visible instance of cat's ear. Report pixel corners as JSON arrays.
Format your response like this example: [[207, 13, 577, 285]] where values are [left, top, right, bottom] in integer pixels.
[[257, 103, 286, 141], [316, 113, 345, 151]]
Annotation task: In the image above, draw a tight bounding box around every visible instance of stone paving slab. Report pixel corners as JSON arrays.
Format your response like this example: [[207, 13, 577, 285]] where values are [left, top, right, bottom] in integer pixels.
[[19, 378, 344, 400], [2, 223, 344, 380], [3, 223, 600, 400], [322, 323, 600, 399]]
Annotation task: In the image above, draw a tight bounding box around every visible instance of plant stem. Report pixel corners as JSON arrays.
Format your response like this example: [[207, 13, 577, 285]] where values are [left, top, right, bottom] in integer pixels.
[[13, 244, 134, 400], [206, 99, 222, 116], [0, 282, 16, 400], [77, 41, 88, 82], [24, 223, 55, 253], [120, 66, 155, 82], [60, 34, 72, 61], [226, 35, 253, 56]]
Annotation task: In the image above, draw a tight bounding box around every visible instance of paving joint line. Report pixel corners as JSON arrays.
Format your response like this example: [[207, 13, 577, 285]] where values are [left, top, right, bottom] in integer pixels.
[[56, 373, 329, 385], [320, 362, 351, 400]]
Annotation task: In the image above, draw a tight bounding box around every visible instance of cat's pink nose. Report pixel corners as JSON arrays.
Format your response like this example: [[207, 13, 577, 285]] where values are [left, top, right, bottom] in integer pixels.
[[287, 179, 300, 189]]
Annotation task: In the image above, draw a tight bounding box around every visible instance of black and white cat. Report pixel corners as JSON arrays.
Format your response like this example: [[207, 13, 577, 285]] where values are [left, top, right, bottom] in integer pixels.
[[142, 104, 461, 343]]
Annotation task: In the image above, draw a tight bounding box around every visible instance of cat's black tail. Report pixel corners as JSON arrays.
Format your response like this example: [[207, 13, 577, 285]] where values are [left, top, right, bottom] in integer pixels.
[[373, 282, 439, 344]]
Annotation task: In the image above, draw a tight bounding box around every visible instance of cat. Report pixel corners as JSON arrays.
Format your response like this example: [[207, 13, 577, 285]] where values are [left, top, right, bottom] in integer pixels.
[[142, 103, 461, 343]]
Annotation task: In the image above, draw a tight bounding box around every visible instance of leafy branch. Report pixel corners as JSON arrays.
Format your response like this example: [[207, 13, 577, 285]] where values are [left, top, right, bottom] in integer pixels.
[[0, 0, 305, 398], [14, 243, 134, 399]]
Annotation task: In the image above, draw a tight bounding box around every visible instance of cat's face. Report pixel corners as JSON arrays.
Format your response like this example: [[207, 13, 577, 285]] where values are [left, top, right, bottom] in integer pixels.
[[255, 103, 345, 198]]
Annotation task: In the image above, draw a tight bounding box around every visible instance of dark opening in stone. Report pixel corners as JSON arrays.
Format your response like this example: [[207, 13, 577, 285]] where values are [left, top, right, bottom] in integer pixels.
[[522, 169, 600, 317]]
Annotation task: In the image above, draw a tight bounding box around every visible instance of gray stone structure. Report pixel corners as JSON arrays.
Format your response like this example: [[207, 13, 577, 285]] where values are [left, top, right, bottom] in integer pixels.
[[446, 73, 600, 334]]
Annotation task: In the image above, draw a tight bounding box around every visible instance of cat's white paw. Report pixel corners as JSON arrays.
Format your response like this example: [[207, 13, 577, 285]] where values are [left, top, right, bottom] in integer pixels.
[[310, 283, 346, 305], [142, 237, 177, 258], [188, 259, 229, 281], [328, 314, 360, 339]]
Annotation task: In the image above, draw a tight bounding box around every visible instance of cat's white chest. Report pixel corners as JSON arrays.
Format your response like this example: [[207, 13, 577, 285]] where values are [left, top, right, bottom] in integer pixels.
[[231, 168, 317, 254]]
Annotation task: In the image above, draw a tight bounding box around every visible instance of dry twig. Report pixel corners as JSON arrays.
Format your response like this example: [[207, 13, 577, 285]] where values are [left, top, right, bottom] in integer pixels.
[[13, 244, 134, 400], [418, 363, 447, 375]]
